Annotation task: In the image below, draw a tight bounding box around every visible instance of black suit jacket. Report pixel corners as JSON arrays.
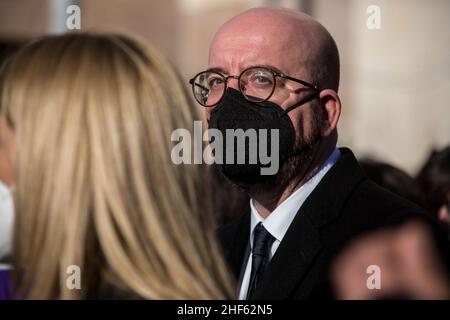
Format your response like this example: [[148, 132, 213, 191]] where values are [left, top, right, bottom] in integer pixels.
[[218, 148, 450, 299]]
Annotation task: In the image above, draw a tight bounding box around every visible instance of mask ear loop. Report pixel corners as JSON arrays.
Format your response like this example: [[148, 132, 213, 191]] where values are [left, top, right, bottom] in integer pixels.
[[278, 89, 322, 161], [281, 90, 320, 115]]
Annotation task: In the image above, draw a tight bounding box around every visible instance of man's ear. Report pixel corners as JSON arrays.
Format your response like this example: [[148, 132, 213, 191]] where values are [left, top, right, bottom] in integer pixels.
[[318, 89, 341, 137]]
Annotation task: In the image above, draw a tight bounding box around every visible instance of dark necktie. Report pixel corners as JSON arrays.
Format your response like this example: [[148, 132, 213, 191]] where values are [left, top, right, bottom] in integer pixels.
[[246, 222, 276, 299]]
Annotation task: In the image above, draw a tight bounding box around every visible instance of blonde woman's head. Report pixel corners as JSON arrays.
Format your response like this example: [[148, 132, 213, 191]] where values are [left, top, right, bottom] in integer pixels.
[[0, 33, 233, 299]]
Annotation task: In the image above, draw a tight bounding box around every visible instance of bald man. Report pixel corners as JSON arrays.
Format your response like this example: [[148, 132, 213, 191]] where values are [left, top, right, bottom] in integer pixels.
[[189, 7, 449, 299]]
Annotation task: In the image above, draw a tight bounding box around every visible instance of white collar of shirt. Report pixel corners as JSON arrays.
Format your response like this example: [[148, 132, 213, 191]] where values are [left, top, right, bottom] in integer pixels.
[[249, 148, 341, 246]]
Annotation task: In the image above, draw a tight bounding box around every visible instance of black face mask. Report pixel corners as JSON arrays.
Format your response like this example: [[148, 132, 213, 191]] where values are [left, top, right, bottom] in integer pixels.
[[208, 88, 318, 189]]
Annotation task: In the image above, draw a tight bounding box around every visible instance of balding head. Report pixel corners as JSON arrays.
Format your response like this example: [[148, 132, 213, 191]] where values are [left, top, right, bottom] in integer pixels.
[[209, 7, 340, 91]]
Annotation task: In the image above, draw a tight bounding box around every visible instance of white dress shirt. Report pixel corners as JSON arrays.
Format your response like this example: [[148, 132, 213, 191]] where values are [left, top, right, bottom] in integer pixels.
[[0, 181, 14, 261], [238, 148, 341, 299]]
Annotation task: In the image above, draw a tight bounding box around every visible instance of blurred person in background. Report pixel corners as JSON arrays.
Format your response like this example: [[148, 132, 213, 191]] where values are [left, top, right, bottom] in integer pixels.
[[0, 120, 14, 299], [332, 221, 450, 299], [326, 150, 450, 300], [0, 42, 19, 299], [190, 7, 450, 299], [359, 158, 426, 208], [417, 146, 450, 230], [0, 41, 21, 263], [0, 33, 234, 299]]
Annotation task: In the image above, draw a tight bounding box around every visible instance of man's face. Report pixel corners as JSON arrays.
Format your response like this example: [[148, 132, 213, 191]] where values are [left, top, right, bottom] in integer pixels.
[[207, 20, 323, 152], [0, 116, 15, 187], [206, 19, 324, 188]]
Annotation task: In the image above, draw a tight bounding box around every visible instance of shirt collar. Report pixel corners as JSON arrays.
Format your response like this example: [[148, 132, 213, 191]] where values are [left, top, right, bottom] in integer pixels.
[[250, 148, 341, 243]]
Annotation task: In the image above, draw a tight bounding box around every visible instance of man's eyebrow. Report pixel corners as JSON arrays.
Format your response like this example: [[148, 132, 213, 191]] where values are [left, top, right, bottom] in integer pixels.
[[206, 67, 226, 74], [254, 64, 285, 74], [205, 64, 285, 75]]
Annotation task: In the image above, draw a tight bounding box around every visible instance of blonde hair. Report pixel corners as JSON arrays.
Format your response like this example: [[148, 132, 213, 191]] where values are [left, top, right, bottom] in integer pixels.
[[0, 33, 233, 299]]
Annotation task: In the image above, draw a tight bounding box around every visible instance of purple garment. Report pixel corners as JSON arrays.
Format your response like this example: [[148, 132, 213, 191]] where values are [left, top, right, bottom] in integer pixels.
[[0, 268, 12, 300]]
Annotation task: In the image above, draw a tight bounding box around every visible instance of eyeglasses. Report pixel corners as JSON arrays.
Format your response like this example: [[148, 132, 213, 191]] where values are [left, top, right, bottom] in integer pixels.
[[189, 66, 320, 107]]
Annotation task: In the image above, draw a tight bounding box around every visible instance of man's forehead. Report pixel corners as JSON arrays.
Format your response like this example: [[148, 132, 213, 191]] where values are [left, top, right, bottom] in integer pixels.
[[210, 18, 301, 51], [215, 7, 309, 37], [208, 31, 308, 75]]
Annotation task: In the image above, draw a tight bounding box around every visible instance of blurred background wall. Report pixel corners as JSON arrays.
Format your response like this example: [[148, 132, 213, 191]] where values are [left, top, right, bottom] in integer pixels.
[[0, 0, 449, 174]]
